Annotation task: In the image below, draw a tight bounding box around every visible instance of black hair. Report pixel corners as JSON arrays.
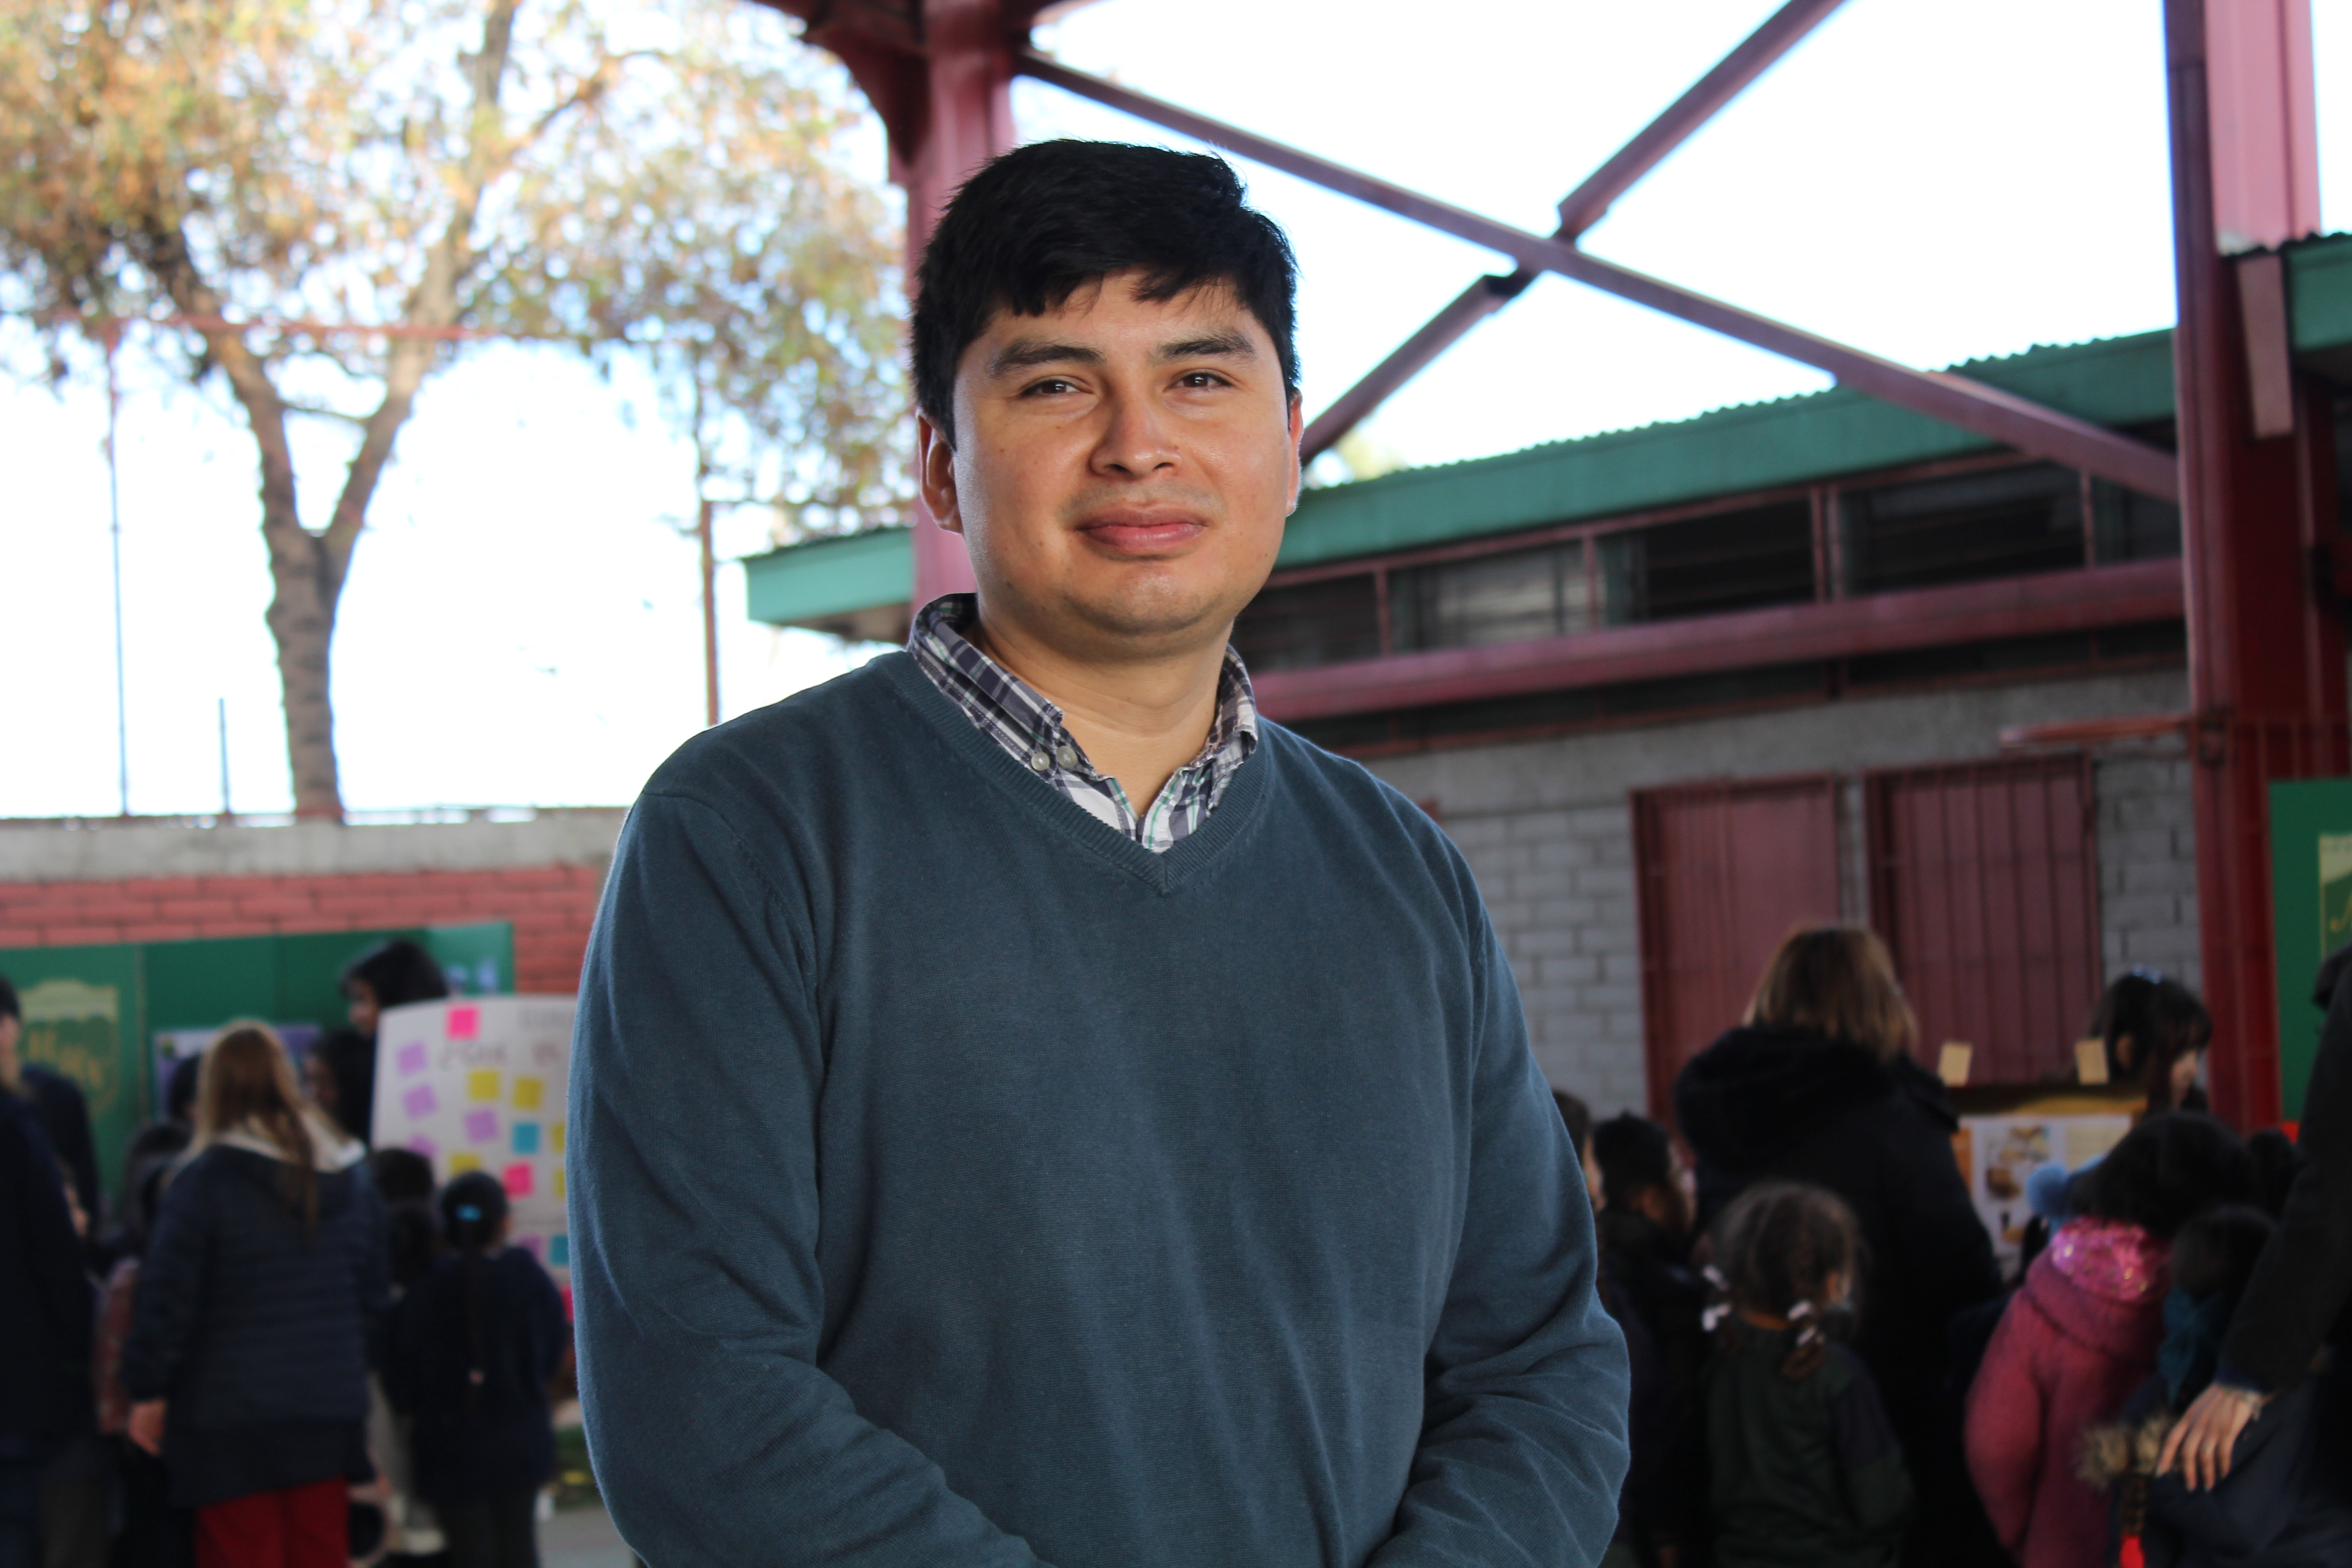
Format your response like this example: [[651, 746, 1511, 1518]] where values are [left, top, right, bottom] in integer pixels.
[[386, 1200, 440, 1290], [312, 1029, 378, 1145], [370, 1146, 436, 1206], [1708, 1181, 1866, 1381], [2246, 1127, 2298, 1218], [911, 140, 1299, 448], [109, 1119, 191, 1254], [343, 939, 450, 1019], [0, 971, 17, 1022], [439, 1171, 511, 1412], [1552, 1089, 1592, 1159], [2072, 1112, 2254, 1241], [2168, 1203, 2273, 1303], [165, 1052, 202, 1125], [1591, 1113, 1675, 1212], [2086, 971, 2213, 1111]]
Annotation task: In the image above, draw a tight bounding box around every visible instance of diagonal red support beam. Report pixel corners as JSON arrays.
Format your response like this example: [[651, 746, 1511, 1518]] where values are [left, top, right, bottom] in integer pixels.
[[1018, 50, 2180, 503], [1299, 0, 1850, 459]]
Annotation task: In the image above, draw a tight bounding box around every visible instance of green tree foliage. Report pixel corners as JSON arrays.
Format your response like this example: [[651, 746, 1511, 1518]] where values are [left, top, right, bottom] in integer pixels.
[[0, 0, 905, 817]]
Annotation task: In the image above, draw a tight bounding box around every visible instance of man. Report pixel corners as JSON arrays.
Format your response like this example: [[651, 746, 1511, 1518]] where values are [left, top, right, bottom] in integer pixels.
[[570, 140, 1627, 1567], [0, 975, 100, 1226]]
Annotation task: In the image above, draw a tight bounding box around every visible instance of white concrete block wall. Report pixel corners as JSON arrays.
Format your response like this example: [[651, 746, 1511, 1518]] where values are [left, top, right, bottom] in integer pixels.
[[2092, 756, 2201, 992], [1362, 668, 2195, 1119]]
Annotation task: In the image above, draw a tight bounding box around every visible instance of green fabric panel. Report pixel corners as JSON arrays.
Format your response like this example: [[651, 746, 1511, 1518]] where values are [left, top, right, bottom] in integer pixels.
[[2289, 233, 2352, 355]]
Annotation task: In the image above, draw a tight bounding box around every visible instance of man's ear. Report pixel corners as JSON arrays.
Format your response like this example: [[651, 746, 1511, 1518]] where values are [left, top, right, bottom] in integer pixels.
[[1284, 392, 1304, 517], [917, 411, 963, 535]]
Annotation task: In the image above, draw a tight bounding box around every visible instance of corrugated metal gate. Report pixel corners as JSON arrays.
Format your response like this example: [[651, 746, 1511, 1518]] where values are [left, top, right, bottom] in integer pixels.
[[1632, 775, 1842, 1119], [1866, 756, 2102, 1086], [1634, 755, 2102, 1115]]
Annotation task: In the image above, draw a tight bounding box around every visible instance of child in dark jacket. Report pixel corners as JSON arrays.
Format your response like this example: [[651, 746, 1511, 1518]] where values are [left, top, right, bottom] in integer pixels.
[[387, 1173, 566, 1568], [1965, 1113, 2254, 1568], [1705, 1181, 1911, 1568]]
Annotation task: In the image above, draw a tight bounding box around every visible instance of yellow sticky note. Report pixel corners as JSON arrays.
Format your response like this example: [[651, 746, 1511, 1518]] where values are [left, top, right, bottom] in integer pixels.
[[1938, 1042, 1973, 1088], [468, 1069, 501, 1102], [2075, 1039, 2111, 1085], [551, 1122, 566, 1156], [447, 1152, 482, 1174], [553, 1167, 566, 1200], [512, 1076, 544, 1112]]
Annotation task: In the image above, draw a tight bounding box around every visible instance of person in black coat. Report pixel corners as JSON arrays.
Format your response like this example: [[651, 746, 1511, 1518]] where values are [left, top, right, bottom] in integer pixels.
[[1676, 925, 2001, 1568], [2159, 941, 2352, 1489], [0, 1093, 96, 1568], [387, 1173, 566, 1568], [0, 974, 101, 1237], [120, 1024, 388, 1568]]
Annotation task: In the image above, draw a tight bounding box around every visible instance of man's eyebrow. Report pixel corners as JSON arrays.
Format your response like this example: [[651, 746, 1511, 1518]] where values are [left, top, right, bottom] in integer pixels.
[[988, 338, 1103, 377], [1157, 331, 1257, 362]]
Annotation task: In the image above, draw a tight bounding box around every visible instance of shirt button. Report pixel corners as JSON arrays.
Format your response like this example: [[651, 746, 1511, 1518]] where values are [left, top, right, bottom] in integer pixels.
[[1028, 750, 1050, 772], [1055, 745, 1080, 769]]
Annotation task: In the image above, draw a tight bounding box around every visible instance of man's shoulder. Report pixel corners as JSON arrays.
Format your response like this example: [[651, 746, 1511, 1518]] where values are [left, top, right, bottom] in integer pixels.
[[1258, 722, 1464, 862], [642, 653, 925, 804]]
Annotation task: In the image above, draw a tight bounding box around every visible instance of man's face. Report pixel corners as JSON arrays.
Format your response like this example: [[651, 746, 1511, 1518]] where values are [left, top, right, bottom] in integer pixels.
[[920, 272, 1301, 659], [0, 1013, 17, 1088]]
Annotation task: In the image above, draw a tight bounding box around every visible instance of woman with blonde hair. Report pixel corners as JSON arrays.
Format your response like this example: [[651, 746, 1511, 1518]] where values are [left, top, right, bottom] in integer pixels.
[[1675, 925, 1999, 1568], [119, 1024, 387, 1568]]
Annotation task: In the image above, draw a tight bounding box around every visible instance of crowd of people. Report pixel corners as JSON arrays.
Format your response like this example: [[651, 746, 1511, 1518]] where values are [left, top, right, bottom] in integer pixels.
[[1, 944, 568, 1568], [1562, 925, 2352, 1568], [12, 915, 2352, 1568]]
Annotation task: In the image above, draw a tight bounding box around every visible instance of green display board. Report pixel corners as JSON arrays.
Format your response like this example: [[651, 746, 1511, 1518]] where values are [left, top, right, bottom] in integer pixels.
[[1, 921, 514, 1202], [2269, 779, 2352, 1119], [5, 943, 148, 1215]]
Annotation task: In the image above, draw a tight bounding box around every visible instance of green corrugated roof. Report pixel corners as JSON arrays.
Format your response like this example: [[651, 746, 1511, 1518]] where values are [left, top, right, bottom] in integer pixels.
[[743, 231, 2352, 620], [743, 526, 912, 626]]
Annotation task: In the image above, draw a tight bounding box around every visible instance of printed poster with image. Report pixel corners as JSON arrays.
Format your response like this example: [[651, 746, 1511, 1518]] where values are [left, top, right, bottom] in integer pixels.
[[1958, 1112, 2132, 1275], [372, 996, 576, 1289]]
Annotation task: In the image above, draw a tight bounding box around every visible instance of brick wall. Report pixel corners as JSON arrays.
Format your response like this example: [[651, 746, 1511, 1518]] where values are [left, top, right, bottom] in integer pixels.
[[0, 864, 605, 995]]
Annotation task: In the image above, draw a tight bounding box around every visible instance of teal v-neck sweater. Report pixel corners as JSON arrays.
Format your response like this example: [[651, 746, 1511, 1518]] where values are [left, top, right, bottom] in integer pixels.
[[568, 653, 1627, 1568]]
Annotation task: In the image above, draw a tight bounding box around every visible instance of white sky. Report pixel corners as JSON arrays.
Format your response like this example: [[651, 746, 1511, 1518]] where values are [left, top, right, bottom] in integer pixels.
[[3, 0, 2348, 818]]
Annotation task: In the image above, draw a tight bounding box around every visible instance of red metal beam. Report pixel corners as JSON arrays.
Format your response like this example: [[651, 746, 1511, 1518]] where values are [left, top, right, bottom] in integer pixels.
[[1019, 51, 2181, 503], [1250, 559, 2182, 724], [1300, 0, 1852, 460]]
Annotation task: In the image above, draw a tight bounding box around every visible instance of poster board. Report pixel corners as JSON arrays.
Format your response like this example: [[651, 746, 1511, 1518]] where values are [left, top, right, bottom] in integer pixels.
[[371, 996, 575, 1289], [2269, 779, 2352, 1121], [1955, 1110, 2134, 1275]]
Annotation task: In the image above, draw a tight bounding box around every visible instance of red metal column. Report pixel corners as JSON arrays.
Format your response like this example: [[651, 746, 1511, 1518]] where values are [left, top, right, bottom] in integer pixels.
[[776, 0, 1020, 607], [2165, 0, 2343, 1126]]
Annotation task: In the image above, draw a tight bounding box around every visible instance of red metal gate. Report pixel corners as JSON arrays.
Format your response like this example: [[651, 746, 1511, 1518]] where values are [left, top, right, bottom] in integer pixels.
[[1865, 755, 2102, 1084], [1633, 775, 1843, 1120]]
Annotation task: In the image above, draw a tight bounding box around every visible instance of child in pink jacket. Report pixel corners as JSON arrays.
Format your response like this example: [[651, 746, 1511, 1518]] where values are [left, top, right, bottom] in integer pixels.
[[1965, 1113, 2253, 1568]]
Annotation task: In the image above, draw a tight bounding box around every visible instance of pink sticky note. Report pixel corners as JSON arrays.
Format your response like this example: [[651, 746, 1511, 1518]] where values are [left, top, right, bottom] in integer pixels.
[[501, 1161, 535, 1198], [447, 1006, 480, 1040], [406, 1136, 437, 1161], [395, 1042, 427, 1076], [402, 1085, 438, 1120], [464, 1108, 498, 1143]]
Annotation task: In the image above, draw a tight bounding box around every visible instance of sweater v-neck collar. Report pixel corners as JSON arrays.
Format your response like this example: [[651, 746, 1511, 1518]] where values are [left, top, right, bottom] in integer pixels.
[[873, 652, 1271, 894]]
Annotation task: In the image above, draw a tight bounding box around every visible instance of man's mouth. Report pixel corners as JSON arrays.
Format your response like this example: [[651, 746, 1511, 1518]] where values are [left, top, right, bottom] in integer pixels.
[[1078, 512, 1207, 554]]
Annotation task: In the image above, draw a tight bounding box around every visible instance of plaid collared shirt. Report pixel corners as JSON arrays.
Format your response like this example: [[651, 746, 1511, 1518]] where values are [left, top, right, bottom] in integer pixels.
[[906, 594, 1259, 853]]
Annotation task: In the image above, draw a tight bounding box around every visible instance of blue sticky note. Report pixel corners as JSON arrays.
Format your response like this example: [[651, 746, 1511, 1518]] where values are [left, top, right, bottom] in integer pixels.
[[511, 1122, 541, 1155], [549, 1234, 569, 1266]]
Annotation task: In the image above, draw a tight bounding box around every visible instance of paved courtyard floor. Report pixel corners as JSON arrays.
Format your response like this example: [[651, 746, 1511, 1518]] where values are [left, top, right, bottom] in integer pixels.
[[542, 1504, 634, 1568]]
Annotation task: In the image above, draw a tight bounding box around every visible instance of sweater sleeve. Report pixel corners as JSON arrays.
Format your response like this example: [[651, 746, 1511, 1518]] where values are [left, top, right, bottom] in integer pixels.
[[1367, 908, 1632, 1567], [5, 1105, 92, 1366], [2220, 963, 2352, 1393], [1962, 1300, 2044, 1553], [569, 789, 1048, 1568], [119, 1160, 211, 1403]]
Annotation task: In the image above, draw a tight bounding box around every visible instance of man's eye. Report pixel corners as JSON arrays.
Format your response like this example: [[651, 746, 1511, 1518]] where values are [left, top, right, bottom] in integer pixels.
[[1178, 372, 1225, 388], [1024, 378, 1077, 396]]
